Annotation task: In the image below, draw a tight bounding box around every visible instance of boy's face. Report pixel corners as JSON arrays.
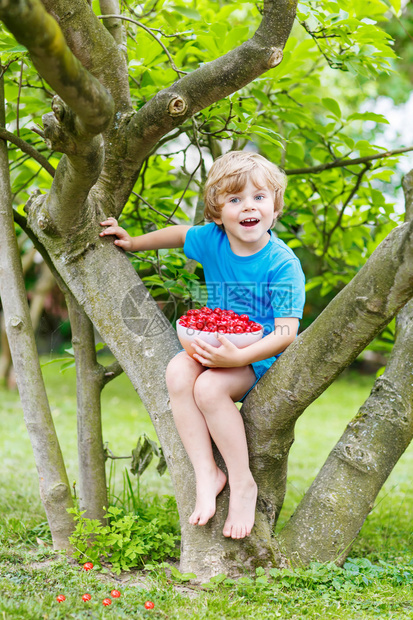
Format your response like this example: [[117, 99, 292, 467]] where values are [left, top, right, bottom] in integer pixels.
[[213, 175, 276, 256]]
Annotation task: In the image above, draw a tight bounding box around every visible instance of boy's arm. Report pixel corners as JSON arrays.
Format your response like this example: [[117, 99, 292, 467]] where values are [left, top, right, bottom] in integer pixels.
[[99, 217, 191, 252], [191, 317, 299, 368]]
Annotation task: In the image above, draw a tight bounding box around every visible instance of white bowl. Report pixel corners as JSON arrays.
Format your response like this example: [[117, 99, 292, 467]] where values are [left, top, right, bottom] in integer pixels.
[[176, 320, 263, 360]]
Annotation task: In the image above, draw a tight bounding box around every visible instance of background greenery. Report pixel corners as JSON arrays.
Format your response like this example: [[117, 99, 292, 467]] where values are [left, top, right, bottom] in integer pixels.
[[1, 360, 412, 618]]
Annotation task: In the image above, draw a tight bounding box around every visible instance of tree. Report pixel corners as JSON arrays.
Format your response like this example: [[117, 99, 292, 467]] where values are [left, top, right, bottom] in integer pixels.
[[0, 0, 412, 581]]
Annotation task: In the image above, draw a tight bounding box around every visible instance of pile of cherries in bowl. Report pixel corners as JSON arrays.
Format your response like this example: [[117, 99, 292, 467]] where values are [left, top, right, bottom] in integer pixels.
[[176, 307, 263, 359]]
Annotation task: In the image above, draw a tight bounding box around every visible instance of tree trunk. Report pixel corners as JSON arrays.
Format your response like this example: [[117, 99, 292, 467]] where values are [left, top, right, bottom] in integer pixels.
[[29, 261, 55, 332], [0, 77, 74, 549], [66, 293, 108, 522], [0, 311, 14, 388], [278, 296, 413, 565]]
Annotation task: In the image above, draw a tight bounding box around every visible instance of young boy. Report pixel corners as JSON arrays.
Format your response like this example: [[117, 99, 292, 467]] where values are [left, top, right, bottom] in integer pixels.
[[100, 151, 305, 540]]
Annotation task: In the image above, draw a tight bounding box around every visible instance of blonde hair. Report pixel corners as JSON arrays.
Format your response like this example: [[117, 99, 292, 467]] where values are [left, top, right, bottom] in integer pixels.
[[204, 151, 287, 222]]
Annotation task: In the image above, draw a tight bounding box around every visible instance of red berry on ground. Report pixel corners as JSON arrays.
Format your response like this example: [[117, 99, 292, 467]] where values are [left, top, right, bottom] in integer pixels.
[[82, 593, 92, 602], [102, 598, 112, 606], [56, 594, 66, 603], [144, 600, 155, 609], [111, 589, 121, 598], [83, 561, 94, 571]]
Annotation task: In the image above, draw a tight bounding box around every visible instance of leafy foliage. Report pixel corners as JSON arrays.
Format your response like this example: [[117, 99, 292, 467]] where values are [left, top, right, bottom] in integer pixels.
[[3, 0, 410, 345], [68, 502, 179, 575]]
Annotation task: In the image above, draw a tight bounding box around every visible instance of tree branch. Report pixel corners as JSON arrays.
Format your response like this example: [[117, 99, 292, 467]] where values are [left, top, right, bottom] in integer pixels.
[[99, 0, 298, 213], [103, 359, 124, 384], [99, 1, 124, 46], [66, 293, 108, 523], [0, 126, 55, 177], [98, 14, 186, 79], [40, 0, 131, 111], [285, 146, 413, 176], [34, 96, 106, 234], [0, 0, 115, 136]]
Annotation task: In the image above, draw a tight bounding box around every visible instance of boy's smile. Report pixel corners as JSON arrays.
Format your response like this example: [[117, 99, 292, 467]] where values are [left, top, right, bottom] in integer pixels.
[[213, 176, 276, 256]]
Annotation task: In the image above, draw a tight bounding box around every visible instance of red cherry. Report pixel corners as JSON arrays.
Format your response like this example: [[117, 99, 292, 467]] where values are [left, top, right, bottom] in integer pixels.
[[83, 562, 94, 571], [82, 593, 92, 602], [233, 325, 244, 333], [187, 308, 200, 316], [111, 589, 121, 598], [144, 600, 155, 609], [213, 307, 222, 314], [102, 598, 112, 606], [56, 594, 66, 603], [240, 314, 249, 321], [250, 323, 262, 332]]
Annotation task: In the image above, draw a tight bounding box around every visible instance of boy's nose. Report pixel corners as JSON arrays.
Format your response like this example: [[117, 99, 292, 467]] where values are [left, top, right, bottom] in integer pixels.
[[243, 201, 255, 210]]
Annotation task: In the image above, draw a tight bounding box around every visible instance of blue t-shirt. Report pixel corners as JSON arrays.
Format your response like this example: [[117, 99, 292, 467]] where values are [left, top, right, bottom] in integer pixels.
[[183, 223, 305, 378]]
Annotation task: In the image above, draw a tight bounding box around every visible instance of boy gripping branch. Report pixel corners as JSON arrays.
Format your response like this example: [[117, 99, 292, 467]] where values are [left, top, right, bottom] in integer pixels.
[[100, 151, 305, 540]]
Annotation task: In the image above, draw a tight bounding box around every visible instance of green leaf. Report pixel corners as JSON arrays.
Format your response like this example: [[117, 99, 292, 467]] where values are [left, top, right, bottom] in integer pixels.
[[170, 565, 197, 581], [60, 360, 76, 374], [322, 98, 341, 118], [130, 436, 154, 477], [170, 5, 202, 20], [348, 112, 389, 124]]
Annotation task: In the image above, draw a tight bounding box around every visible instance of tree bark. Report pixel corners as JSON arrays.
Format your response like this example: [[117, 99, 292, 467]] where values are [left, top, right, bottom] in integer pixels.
[[99, 0, 124, 47], [0, 312, 14, 388], [29, 262, 55, 332], [0, 77, 74, 549], [66, 294, 108, 523], [278, 297, 413, 565], [278, 172, 413, 563]]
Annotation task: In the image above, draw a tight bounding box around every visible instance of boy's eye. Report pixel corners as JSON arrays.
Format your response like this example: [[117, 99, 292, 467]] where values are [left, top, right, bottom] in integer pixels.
[[229, 197, 239, 203], [255, 195, 264, 200]]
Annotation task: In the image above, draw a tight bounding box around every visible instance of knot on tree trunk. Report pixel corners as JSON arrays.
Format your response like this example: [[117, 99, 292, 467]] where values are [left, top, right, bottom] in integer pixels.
[[43, 95, 104, 157], [167, 95, 188, 117], [267, 47, 283, 68], [333, 441, 377, 474], [45, 482, 72, 504], [8, 315, 24, 330]]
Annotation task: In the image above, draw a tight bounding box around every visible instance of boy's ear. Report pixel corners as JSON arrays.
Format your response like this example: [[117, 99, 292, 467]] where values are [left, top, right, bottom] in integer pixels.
[[213, 216, 223, 226]]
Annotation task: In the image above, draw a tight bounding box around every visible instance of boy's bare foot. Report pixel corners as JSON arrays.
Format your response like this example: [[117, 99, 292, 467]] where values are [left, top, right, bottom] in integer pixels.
[[189, 468, 227, 526], [223, 477, 257, 539]]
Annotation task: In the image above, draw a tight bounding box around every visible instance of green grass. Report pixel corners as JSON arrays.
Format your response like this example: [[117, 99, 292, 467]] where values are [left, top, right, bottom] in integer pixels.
[[1, 360, 413, 619]]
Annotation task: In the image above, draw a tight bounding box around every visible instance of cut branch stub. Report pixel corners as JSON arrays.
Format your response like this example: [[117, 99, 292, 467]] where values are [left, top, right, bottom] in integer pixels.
[[167, 96, 188, 117], [43, 96, 104, 160], [267, 47, 283, 68]]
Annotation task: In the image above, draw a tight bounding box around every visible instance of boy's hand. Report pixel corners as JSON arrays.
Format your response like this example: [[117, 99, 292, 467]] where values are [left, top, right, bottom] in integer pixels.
[[191, 334, 247, 368], [99, 217, 134, 252]]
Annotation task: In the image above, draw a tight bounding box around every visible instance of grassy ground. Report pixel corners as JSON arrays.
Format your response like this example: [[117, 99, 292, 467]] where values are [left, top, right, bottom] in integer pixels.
[[1, 359, 413, 619]]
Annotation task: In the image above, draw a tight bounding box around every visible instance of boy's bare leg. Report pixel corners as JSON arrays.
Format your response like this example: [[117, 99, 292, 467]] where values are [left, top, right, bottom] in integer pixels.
[[166, 352, 227, 526], [193, 366, 258, 539]]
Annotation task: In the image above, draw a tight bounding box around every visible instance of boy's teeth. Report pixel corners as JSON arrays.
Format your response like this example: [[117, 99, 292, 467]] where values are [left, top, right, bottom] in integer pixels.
[[241, 218, 259, 225]]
